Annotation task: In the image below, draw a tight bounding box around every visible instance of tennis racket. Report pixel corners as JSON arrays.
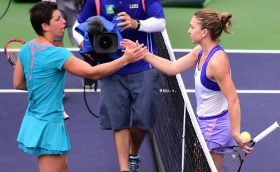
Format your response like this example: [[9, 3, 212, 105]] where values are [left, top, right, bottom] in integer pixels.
[[4, 38, 26, 66], [0, 0, 12, 20], [212, 121, 280, 172], [4, 38, 70, 120]]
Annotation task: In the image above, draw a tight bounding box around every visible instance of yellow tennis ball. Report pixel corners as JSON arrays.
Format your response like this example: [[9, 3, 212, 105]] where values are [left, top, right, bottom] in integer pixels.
[[241, 131, 251, 142]]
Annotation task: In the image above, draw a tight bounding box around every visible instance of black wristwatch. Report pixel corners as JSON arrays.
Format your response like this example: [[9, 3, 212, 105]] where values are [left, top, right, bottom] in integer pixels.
[[136, 20, 140, 30]]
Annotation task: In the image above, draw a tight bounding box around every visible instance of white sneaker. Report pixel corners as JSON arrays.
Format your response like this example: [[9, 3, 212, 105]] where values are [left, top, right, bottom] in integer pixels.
[[63, 111, 70, 120]]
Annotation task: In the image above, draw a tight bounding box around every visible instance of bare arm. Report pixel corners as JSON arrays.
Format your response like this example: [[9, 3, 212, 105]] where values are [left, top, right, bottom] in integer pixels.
[[13, 60, 27, 90], [144, 45, 201, 75], [208, 51, 252, 153], [63, 43, 147, 80], [121, 40, 200, 75], [210, 55, 240, 136], [144, 51, 198, 75]]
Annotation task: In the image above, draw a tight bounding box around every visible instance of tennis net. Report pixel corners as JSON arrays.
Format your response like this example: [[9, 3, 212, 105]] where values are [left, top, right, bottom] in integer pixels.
[[149, 30, 217, 172]]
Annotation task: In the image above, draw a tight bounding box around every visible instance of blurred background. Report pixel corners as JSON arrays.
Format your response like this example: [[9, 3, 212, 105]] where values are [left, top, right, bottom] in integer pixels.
[[0, 0, 280, 50]]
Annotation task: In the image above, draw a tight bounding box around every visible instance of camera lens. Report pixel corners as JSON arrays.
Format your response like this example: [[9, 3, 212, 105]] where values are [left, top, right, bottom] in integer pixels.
[[98, 35, 113, 50], [93, 32, 118, 53]]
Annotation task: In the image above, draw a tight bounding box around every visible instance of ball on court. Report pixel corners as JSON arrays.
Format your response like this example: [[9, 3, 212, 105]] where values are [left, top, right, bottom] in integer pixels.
[[241, 131, 251, 142]]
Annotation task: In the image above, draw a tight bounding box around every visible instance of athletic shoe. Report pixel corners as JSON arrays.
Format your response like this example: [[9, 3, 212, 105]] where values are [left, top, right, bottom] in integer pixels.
[[129, 155, 140, 172], [63, 111, 70, 120]]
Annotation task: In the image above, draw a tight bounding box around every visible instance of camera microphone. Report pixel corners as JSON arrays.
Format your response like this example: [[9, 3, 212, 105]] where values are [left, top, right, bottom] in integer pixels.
[[88, 18, 104, 33], [88, 18, 104, 45]]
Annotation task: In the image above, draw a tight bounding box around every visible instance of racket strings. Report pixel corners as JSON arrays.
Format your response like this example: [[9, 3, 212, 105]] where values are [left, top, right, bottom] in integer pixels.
[[221, 151, 242, 172], [7, 50, 20, 65], [5, 40, 24, 66], [212, 147, 243, 172]]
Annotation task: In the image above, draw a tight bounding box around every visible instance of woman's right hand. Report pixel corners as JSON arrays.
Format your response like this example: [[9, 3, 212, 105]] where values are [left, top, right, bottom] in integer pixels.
[[121, 39, 148, 63], [233, 134, 253, 154]]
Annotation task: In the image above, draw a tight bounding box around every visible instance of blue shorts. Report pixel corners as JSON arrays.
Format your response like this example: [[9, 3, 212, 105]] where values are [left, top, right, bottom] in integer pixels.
[[99, 69, 160, 130], [197, 110, 236, 151]]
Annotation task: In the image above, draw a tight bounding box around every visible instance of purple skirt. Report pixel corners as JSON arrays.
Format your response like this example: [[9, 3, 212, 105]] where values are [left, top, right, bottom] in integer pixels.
[[197, 111, 236, 151]]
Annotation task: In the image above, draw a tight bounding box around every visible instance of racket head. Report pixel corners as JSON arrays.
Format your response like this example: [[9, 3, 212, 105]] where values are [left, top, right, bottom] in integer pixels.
[[211, 145, 244, 172], [3, 38, 26, 66]]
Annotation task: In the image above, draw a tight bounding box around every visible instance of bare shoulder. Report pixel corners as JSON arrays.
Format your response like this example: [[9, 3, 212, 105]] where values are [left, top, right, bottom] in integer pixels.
[[207, 50, 231, 80], [192, 45, 202, 57], [185, 45, 201, 60], [209, 50, 230, 68]]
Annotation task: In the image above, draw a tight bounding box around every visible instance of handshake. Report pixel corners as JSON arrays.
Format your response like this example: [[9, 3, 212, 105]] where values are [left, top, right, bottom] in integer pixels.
[[120, 39, 148, 64]]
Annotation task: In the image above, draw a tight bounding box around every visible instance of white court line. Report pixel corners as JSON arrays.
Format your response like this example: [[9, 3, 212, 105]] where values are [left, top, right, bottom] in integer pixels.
[[1, 89, 280, 94], [185, 89, 280, 94], [0, 89, 100, 93], [1, 49, 279, 94]]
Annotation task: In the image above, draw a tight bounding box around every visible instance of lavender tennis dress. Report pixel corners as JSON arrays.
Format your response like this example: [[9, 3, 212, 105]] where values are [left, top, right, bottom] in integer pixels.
[[194, 45, 236, 150]]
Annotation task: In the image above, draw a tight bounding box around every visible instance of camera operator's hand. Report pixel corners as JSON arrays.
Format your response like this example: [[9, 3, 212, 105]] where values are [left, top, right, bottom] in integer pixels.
[[116, 12, 138, 32], [121, 39, 147, 63]]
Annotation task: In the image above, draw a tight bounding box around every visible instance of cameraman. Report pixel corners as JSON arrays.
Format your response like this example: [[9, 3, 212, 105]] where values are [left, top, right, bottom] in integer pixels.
[[72, 1, 165, 172]]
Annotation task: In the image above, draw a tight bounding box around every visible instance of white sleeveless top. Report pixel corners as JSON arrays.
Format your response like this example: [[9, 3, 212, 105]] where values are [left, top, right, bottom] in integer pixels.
[[194, 45, 228, 118]]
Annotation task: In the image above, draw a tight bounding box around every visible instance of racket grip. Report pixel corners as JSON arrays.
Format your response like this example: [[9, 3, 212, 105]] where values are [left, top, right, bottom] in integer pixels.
[[63, 111, 70, 120], [253, 121, 279, 143]]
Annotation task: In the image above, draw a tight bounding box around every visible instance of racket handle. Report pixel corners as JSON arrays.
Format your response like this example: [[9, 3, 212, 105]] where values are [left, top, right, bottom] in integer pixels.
[[63, 111, 70, 120], [253, 121, 279, 143]]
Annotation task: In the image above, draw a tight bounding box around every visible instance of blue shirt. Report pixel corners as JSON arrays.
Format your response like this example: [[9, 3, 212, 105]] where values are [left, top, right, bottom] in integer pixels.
[[19, 41, 72, 121], [78, 0, 165, 74]]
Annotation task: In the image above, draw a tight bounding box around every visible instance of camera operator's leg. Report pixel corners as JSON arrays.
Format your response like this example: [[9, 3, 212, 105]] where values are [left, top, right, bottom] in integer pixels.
[[127, 69, 160, 171], [99, 75, 132, 171], [129, 127, 145, 172], [129, 127, 145, 154], [115, 129, 130, 172]]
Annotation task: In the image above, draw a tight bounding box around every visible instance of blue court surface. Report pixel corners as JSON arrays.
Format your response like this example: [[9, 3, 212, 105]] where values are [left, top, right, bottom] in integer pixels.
[[0, 50, 280, 172]]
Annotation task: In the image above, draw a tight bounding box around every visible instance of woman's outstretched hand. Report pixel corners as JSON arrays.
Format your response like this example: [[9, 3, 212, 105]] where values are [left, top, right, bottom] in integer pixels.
[[121, 39, 147, 63]]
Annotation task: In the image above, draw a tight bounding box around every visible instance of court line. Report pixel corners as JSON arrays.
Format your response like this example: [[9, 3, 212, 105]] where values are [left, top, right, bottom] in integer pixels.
[[186, 89, 280, 94], [1, 89, 280, 94]]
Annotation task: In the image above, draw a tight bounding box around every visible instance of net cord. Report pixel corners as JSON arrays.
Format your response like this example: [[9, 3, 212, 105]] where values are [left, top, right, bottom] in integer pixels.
[[160, 29, 217, 172]]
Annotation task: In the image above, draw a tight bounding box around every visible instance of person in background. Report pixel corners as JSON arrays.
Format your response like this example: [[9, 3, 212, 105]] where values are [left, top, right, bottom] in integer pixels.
[[72, 1, 166, 171], [42, 0, 79, 47], [14, 2, 147, 172], [121, 8, 253, 171]]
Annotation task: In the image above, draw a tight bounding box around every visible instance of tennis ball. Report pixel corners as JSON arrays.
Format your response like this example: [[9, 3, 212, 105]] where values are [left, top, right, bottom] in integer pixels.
[[241, 131, 251, 142]]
